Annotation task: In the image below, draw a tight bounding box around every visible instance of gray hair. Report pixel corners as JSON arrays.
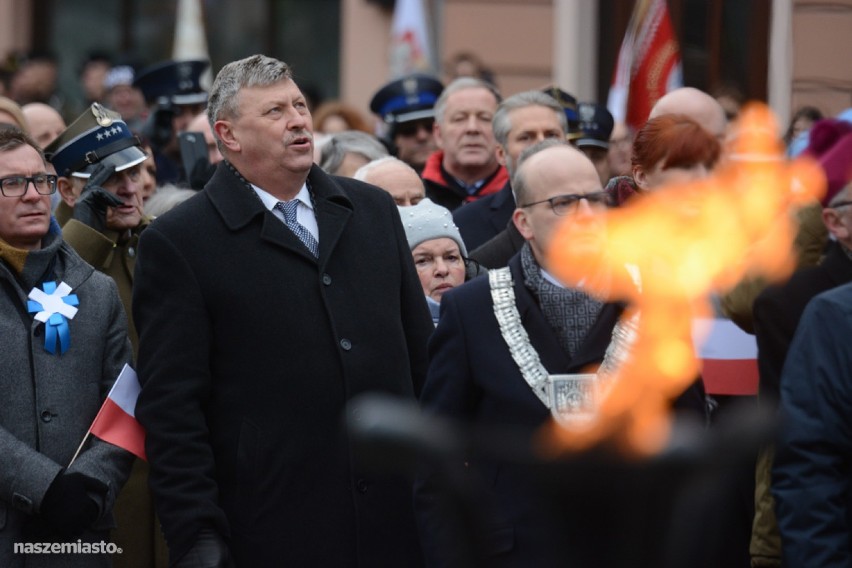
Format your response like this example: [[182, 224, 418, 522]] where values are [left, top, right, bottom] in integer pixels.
[[492, 91, 566, 147], [512, 138, 568, 205], [207, 55, 293, 152], [353, 155, 417, 183], [319, 131, 388, 175], [144, 185, 197, 218], [433, 77, 501, 124], [829, 180, 852, 207]]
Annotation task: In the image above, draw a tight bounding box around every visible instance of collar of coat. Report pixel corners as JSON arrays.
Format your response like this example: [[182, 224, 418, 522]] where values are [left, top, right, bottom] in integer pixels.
[[208, 162, 354, 232]]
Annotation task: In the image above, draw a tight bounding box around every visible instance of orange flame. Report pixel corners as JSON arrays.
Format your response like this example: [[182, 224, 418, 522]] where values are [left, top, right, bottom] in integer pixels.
[[540, 103, 826, 456]]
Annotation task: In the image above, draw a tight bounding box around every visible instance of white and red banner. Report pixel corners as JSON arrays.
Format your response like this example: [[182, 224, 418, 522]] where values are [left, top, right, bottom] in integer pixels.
[[89, 364, 147, 461], [389, 0, 435, 77], [607, 0, 683, 131], [693, 318, 759, 396]]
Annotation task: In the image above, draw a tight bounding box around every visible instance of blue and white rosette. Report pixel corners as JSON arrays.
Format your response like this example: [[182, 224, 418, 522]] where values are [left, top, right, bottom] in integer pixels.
[[27, 281, 79, 355]]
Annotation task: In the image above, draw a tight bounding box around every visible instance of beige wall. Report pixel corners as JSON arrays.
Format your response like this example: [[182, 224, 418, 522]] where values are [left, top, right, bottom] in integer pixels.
[[0, 0, 31, 63], [440, 0, 554, 97], [791, 0, 852, 117], [340, 0, 562, 127]]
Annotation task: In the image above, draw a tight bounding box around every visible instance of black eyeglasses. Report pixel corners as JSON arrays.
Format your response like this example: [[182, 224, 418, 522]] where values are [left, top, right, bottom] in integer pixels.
[[519, 191, 609, 216], [395, 119, 434, 138], [829, 200, 852, 209], [0, 174, 58, 197]]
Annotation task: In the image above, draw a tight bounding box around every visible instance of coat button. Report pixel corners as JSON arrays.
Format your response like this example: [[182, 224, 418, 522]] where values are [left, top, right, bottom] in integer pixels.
[[128, 246, 136, 258], [322, 274, 332, 286], [340, 338, 352, 351], [40, 410, 54, 423], [356, 479, 368, 493]]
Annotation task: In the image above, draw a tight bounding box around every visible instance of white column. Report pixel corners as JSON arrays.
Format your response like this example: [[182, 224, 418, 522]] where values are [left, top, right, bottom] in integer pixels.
[[553, 0, 598, 102], [768, 0, 793, 123]]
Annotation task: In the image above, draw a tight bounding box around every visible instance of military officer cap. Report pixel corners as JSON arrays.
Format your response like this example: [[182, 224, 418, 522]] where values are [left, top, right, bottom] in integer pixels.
[[133, 59, 209, 106], [541, 85, 581, 140], [369, 74, 444, 128], [45, 103, 147, 179], [574, 102, 615, 150]]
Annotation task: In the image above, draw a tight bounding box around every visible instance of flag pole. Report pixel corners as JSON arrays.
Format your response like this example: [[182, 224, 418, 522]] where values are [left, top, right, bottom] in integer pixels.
[[68, 430, 93, 467]]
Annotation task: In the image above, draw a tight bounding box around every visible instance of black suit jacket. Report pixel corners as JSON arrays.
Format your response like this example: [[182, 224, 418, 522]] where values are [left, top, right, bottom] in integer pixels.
[[453, 183, 515, 251], [753, 241, 852, 403], [469, 221, 525, 270], [133, 163, 433, 566], [415, 253, 625, 567]]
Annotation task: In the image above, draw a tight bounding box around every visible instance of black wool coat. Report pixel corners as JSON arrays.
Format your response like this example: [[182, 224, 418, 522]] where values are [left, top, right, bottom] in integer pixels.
[[133, 163, 433, 567]]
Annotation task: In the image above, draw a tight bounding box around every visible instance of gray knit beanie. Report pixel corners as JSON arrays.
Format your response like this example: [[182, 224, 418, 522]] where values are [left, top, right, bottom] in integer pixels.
[[397, 198, 468, 257]]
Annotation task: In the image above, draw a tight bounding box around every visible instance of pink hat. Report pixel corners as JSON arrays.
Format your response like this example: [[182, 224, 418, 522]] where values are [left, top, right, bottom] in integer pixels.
[[816, 132, 852, 205]]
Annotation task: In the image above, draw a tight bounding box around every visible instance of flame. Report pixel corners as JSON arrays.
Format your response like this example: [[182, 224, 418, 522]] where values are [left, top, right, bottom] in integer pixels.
[[540, 103, 826, 456]]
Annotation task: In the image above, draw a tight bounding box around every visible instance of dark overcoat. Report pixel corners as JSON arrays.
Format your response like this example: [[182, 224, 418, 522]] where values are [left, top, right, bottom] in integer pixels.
[[133, 163, 433, 566], [753, 240, 852, 402], [452, 183, 515, 251], [414, 253, 626, 567]]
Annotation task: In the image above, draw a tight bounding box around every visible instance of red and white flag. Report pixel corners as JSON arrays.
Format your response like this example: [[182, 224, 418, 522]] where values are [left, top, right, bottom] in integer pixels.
[[89, 364, 147, 461], [607, 0, 683, 131], [693, 318, 759, 396], [389, 0, 435, 77]]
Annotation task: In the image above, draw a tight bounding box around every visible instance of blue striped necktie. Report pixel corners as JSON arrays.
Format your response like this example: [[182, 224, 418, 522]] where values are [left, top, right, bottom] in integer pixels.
[[276, 200, 319, 257]]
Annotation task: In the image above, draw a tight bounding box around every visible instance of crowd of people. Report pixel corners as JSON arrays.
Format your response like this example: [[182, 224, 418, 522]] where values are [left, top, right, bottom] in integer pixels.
[[0, 47, 851, 568]]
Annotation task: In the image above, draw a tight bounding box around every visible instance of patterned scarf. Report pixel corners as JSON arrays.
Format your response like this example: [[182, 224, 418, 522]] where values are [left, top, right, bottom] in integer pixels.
[[521, 242, 603, 358]]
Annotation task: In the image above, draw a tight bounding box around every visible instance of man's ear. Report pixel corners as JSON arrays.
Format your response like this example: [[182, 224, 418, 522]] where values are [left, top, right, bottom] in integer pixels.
[[57, 177, 77, 208], [823, 206, 850, 242], [496, 145, 507, 167], [214, 120, 239, 153], [513, 207, 533, 241], [433, 121, 445, 150], [632, 165, 649, 191]]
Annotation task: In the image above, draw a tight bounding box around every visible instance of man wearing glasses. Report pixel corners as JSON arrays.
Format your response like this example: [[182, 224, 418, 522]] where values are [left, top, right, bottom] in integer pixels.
[[415, 139, 625, 566], [370, 73, 444, 174], [0, 126, 133, 564]]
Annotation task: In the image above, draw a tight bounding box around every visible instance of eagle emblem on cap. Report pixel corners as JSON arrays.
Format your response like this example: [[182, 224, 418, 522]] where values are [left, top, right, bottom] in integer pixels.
[[92, 102, 114, 127], [579, 103, 596, 123], [403, 77, 418, 95]]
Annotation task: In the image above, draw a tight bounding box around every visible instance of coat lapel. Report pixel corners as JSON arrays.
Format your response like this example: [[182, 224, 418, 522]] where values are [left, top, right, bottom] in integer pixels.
[[206, 163, 354, 264]]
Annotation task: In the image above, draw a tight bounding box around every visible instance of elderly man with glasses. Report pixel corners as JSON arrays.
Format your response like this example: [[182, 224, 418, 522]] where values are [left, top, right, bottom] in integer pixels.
[[0, 125, 134, 566]]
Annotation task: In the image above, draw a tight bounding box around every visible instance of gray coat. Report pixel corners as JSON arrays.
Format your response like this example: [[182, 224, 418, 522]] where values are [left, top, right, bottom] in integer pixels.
[[0, 227, 134, 567]]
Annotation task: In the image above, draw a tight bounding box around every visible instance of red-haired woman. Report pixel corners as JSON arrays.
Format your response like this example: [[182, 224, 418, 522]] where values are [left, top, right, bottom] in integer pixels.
[[606, 114, 721, 206]]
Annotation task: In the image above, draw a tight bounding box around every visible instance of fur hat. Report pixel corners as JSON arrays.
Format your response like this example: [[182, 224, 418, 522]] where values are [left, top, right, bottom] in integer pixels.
[[397, 198, 467, 257]]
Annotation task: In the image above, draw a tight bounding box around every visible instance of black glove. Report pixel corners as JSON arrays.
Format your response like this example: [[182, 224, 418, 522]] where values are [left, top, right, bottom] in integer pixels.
[[40, 471, 108, 538], [72, 163, 124, 233], [174, 529, 235, 568]]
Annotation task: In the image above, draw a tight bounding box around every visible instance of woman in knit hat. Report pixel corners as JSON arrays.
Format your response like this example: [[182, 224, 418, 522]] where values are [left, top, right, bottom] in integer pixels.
[[398, 197, 483, 323]]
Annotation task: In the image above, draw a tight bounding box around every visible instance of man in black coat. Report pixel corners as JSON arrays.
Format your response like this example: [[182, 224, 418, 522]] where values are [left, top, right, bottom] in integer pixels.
[[133, 54, 433, 567], [749, 182, 852, 566], [415, 140, 626, 567]]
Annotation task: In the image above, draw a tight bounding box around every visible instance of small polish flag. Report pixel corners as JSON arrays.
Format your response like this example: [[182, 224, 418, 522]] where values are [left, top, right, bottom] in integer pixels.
[[89, 364, 147, 461], [693, 318, 759, 396]]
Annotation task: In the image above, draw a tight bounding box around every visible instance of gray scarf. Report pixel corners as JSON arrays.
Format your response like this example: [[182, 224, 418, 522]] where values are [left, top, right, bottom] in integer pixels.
[[521, 243, 603, 358]]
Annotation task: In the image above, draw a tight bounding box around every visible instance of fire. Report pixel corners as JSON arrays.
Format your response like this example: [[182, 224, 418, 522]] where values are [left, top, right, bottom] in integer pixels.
[[541, 103, 826, 456]]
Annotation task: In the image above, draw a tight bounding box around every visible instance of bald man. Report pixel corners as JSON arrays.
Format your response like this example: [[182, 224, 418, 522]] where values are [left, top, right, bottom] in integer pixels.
[[415, 139, 628, 566], [650, 87, 727, 140], [354, 156, 426, 207], [21, 102, 66, 148]]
